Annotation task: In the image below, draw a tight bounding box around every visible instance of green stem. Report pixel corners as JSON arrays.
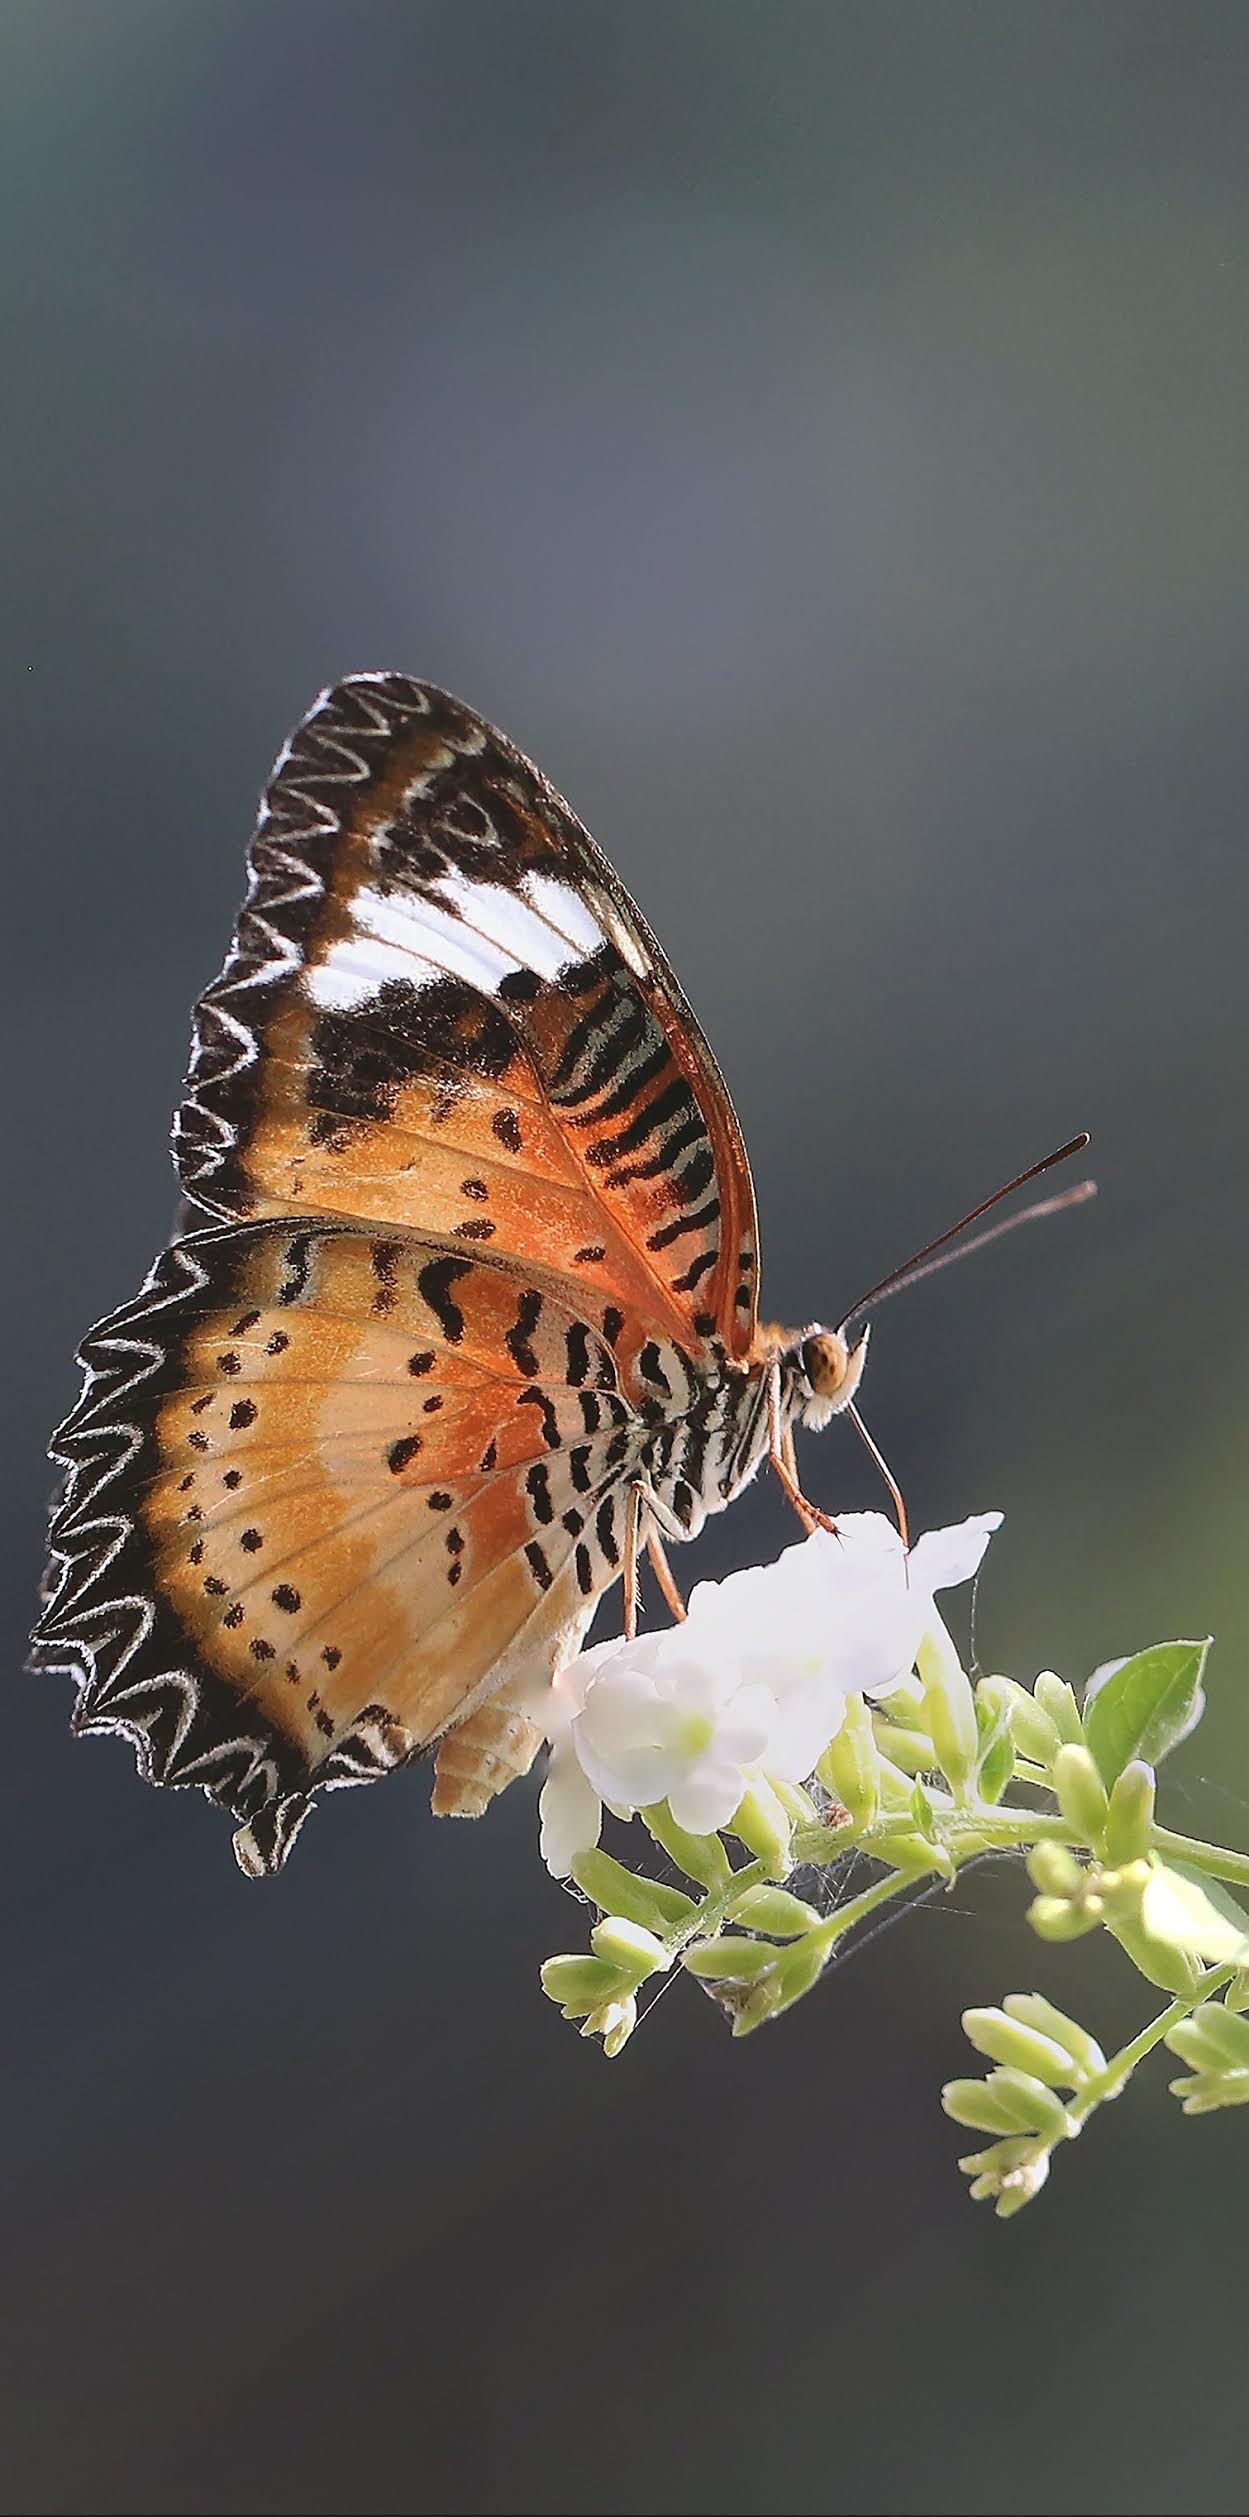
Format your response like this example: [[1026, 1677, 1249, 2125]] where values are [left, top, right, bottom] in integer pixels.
[[660, 1856, 767, 1966], [806, 1865, 919, 1960], [1067, 1965, 1237, 2116], [1151, 1826, 1249, 1890]]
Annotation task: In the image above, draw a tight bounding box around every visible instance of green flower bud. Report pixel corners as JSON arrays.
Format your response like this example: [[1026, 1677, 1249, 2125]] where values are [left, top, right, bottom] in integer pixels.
[[1165, 2002, 1249, 2072], [571, 1849, 698, 1935], [733, 1932, 828, 2033], [1028, 1892, 1103, 1942], [983, 2067, 1073, 2139], [961, 2006, 1080, 2088], [1034, 1670, 1085, 1746], [540, 1954, 626, 2017], [943, 2078, 1036, 2137], [917, 1616, 979, 1793], [871, 1719, 940, 1776], [871, 1829, 956, 1881], [1052, 1743, 1110, 1846], [1002, 1991, 1106, 2080], [1026, 1840, 1085, 1898], [581, 1993, 637, 2056], [682, 1935, 777, 1980], [1170, 2067, 1249, 2115], [772, 1778, 819, 1826], [590, 1916, 668, 1980], [876, 1755, 924, 1813], [980, 1675, 1061, 1769], [973, 1688, 1016, 1804], [641, 1802, 731, 1889], [1103, 1761, 1157, 1865], [728, 1780, 793, 1880], [819, 1693, 880, 1829], [959, 2136, 1051, 2214], [728, 1883, 822, 1937]]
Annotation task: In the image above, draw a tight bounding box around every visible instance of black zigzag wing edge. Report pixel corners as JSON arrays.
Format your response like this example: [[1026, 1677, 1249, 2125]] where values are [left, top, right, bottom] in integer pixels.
[[28, 1229, 414, 1878], [172, 674, 477, 1217]]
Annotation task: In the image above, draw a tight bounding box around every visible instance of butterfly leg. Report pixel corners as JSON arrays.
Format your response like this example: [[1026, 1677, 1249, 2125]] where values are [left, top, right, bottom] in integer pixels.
[[646, 1523, 688, 1623], [766, 1358, 839, 1536], [623, 1481, 643, 1641]]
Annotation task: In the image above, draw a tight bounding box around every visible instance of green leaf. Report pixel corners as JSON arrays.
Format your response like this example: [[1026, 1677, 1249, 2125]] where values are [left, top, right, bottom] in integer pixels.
[[1083, 1641, 1210, 1786], [1165, 1860, 1249, 1947]]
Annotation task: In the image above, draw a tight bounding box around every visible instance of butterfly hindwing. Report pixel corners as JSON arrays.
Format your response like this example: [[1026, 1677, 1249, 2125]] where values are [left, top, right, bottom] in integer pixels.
[[173, 675, 759, 1370], [33, 1220, 646, 1866]]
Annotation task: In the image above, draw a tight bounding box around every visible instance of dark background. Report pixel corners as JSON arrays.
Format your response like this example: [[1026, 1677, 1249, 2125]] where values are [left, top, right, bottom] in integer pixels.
[[5, 5, 1248, 2512]]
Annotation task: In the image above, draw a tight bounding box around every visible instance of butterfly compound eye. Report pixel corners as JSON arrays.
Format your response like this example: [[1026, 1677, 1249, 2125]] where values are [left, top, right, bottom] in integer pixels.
[[800, 1330, 852, 1401]]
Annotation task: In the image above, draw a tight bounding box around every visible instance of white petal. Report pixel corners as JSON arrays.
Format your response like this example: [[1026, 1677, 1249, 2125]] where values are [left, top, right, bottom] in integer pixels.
[[766, 1677, 848, 1781], [668, 1759, 746, 1835], [539, 1744, 602, 1876], [573, 1731, 683, 1811], [907, 1511, 1003, 1595]]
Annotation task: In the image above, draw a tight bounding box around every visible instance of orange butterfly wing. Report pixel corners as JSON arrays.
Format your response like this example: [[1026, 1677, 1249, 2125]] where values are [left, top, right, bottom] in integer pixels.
[[34, 676, 761, 1869], [174, 675, 759, 1366]]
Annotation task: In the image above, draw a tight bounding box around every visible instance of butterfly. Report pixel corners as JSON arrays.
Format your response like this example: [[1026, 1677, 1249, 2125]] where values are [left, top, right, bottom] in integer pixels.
[[33, 674, 1081, 1877]]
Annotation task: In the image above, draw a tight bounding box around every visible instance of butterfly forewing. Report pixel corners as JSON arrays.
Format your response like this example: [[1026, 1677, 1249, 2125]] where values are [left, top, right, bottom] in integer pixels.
[[173, 675, 758, 1363]]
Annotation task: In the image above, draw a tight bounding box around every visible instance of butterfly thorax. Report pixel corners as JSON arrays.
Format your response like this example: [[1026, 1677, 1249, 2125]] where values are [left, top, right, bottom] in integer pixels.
[[631, 1336, 811, 1541]]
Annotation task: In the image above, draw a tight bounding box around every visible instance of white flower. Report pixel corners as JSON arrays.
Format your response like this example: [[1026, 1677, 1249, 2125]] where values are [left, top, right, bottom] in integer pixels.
[[537, 1509, 1002, 1875]]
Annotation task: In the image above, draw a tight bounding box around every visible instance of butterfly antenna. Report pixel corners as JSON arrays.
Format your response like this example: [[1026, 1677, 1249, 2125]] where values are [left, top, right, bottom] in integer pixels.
[[839, 1133, 1093, 1333]]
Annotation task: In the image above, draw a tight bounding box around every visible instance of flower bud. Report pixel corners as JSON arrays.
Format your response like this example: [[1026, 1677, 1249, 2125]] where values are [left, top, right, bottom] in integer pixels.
[[581, 1993, 637, 2056], [590, 1916, 668, 1980], [1028, 1892, 1103, 1942], [983, 2068, 1073, 2139], [1165, 2002, 1249, 2072], [1225, 1969, 1249, 2015], [1052, 1743, 1110, 1846], [733, 1931, 828, 2032], [641, 1802, 731, 1889], [1034, 1671, 1085, 1746], [958, 2135, 1051, 2215], [819, 1692, 879, 1829], [682, 1935, 777, 1980], [728, 1780, 793, 1879], [871, 1829, 956, 1881], [981, 1675, 1062, 1768], [943, 2078, 1035, 2136], [871, 1719, 940, 1776], [728, 1883, 822, 1937], [1103, 1761, 1157, 1865], [1002, 1991, 1106, 2080], [540, 1954, 625, 2017], [1169, 2067, 1249, 2114], [973, 1688, 1016, 1804], [1026, 1840, 1085, 1898], [571, 1849, 698, 1935], [917, 1616, 979, 1794], [961, 2006, 1080, 2088]]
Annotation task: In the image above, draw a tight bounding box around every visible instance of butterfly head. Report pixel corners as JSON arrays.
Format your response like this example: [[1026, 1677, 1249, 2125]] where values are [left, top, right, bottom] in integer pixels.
[[794, 1321, 870, 1432]]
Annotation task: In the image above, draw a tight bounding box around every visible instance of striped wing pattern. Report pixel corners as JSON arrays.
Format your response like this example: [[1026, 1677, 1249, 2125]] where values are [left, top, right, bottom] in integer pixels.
[[34, 675, 762, 1869], [174, 675, 758, 1363]]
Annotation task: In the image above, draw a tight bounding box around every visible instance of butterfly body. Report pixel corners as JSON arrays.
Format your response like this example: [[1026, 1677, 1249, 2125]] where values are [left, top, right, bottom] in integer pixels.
[[33, 674, 847, 1873]]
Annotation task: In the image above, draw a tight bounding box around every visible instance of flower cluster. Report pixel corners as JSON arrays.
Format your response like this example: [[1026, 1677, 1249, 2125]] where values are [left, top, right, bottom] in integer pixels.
[[538, 1511, 1001, 1875], [531, 1491, 1249, 2224]]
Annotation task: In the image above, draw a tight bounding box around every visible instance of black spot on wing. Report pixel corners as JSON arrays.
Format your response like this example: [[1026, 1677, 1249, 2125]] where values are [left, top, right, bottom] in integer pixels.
[[418, 1254, 473, 1343], [505, 1287, 543, 1377]]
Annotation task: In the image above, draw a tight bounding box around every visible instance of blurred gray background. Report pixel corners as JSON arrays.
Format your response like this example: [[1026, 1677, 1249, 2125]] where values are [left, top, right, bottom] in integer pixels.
[[4, 4, 1248, 2511]]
